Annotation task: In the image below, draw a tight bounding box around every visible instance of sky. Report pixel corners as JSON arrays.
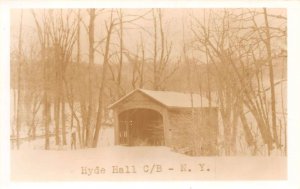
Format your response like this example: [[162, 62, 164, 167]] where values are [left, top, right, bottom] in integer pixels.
[[10, 8, 286, 64]]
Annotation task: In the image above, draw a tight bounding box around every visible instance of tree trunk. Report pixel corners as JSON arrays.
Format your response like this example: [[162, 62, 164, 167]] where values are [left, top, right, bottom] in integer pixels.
[[44, 94, 50, 150], [117, 9, 123, 97], [15, 10, 24, 150], [61, 87, 67, 145], [86, 8, 96, 147], [238, 104, 256, 154], [263, 8, 279, 149], [93, 18, 114, 147], [139, 34, 145, 88], [77, 9, 85, 147], [45, 31, 50, 150], [152, 9, 158, 90], [54, 95, 61, 145], [30, 96, 41, 140]]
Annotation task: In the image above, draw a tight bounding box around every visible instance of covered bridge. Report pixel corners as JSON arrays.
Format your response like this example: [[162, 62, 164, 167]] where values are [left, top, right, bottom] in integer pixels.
[[108, 89, 219, 156]]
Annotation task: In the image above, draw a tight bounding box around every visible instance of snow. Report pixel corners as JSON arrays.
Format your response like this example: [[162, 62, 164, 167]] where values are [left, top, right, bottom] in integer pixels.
[[10, 145, 217, 181], [10, 145, 287, 181], [109, 88, 216, 109], [10, 126, 218, 181], [11, 126, 115, 150]]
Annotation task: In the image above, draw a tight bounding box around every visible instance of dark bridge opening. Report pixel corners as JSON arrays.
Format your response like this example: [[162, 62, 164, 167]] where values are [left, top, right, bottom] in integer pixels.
[[118, 109, 164, 146]]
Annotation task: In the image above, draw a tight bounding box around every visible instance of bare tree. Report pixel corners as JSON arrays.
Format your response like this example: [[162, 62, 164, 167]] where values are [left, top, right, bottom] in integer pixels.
[[93, 10, 115, 147], [151, 9, 175, 90], [15, 10, 24, 149], [11, 8, 286, 155], [107, 9, 151, 98], [46, 10, 77, 147], [263, 8, 278, 148], [191, 9, 286, 155], [117, 9, 124, 97], [84, 8, 97, 147], [32, 10, 51, 150]]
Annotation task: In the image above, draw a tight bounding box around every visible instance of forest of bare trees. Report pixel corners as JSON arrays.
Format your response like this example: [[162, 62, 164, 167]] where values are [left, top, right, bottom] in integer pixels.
[[10, 8, 286, 156]]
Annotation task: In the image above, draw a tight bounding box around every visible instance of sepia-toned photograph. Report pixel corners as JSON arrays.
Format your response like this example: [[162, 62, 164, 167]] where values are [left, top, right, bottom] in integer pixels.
[[9, 8, 287, 181]]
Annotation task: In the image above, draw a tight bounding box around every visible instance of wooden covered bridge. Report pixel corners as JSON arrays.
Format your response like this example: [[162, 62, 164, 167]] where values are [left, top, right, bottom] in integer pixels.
[[108, 89, 219, 156]]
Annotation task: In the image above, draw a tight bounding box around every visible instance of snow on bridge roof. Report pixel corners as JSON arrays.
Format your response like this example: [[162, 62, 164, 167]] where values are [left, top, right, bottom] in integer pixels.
[[108, 89, 217, 109]]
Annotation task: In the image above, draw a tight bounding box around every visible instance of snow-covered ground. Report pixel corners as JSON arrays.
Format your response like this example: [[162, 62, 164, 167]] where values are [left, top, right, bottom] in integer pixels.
[[11, 126, 115, 150], [10, 145, 286, 181], [10, 146, 214, 181], [9, 80, 287, 181]]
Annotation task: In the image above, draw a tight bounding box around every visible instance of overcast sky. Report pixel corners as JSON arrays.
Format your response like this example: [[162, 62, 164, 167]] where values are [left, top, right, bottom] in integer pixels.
[[10, 8, 286, 63]]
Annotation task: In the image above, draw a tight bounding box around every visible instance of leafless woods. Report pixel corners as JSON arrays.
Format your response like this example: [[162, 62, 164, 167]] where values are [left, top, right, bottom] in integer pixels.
[[10, 8, 286, 156]]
